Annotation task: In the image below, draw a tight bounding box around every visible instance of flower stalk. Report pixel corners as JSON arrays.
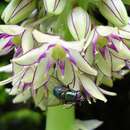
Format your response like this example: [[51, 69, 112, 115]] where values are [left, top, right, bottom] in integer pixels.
[[46, 105, 75, 130]]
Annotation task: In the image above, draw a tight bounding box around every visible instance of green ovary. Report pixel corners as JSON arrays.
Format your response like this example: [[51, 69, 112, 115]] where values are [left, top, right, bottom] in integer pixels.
[[12, 35, 21, 46], [51, 45, 66, 60], [97, 36, 108, 48]]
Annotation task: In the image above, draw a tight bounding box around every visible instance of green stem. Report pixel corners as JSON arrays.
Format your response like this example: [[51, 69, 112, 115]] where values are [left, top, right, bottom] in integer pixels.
[[30, 14, 53, 27], [46, 105, 75, 130]]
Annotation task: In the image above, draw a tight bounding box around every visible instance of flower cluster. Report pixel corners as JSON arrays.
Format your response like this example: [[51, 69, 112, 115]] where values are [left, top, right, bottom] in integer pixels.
[[0, 0, 130, 110]]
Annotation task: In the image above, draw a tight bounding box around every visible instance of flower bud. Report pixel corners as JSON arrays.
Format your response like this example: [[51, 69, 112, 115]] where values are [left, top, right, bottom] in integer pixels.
[[43, 0, 66, 15], [99, 0, 128, 27], [67, 7, 91, 40], [1, 0, 36, 24]]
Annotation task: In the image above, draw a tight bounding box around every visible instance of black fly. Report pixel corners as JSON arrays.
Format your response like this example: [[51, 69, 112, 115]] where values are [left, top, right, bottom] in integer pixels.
[[53, 85, 84, 103]]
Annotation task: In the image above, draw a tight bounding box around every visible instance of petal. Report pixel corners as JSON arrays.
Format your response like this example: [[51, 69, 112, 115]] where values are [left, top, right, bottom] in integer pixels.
[[32, 29, 60, 43], [96, 26, 117, 36], [13, 88, 31, 103], [33, 59, 49, 89], [60, 39, 84, 52], [33, 86, 45, 108], [0, 64, 12, 73], [96, 70, 104, 86], [22, 29, 34, 53], [70, 50, 97, 76], [12, 63, 24, 88], [69, 69, 80, 91], [44, 0, 66, 15], [95, 50, 112, 77], [102, 76, 113, 87], [83, 29, 95, 52], [111, 54, 125, 71], [98, 87, 117, 96], [67, 7, 91, 40], [12, 45, 48, 65], [110, 39, 130, 59], [118, 20, 130, 39], [0, 70, 23, 86], [74, 119, 103, 130], [84, 44, 94, 65], [0, 77, 13, 86], [57, 59, 74, 85], [99, 0, 128, 27], [79, 74, 107, 102], [0, 38, 13, 55], [0, 25, 24, 35], [21, 67, 35, 83]]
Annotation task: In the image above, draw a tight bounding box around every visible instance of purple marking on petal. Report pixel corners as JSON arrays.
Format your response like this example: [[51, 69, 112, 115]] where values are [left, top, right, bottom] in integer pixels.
[[62, 46, 69, 53], [47, 44, 55, 50], [111, 34, 122, 41], [99, 46, 107, 58], [14, 47, 23, 57], [22, 82, 32, 90], [108, 43, 118, 52], [83, 88, 90, 97], [92, 32, 98, 57], [3, 40, 14, 49], [68, 53, 77, 65], [46, 60, 52, 73], [0, 33, 12, 39], [58, 60, 65, 76], [38, 53, 46, 62]]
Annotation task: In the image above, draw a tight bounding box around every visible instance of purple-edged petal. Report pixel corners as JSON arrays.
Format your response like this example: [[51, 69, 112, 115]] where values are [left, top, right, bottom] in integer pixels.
[[57, 59, 74, 85], [12, 45, 48, 65], [70, 50, 97, 76], [33, 59, 49, 89], [109, 39, 130, 60], [79, 74, 107, 102]]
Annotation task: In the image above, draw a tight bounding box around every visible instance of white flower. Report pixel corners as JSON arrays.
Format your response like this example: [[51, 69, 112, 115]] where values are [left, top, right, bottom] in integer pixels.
[[84, 26, 130, 77], [6, 30, 110, 103], [12, 30, 97, 76]]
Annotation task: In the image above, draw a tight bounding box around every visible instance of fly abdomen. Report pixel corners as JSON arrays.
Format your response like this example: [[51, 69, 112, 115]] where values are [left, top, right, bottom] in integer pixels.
[[64, 91, 77, 102]]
